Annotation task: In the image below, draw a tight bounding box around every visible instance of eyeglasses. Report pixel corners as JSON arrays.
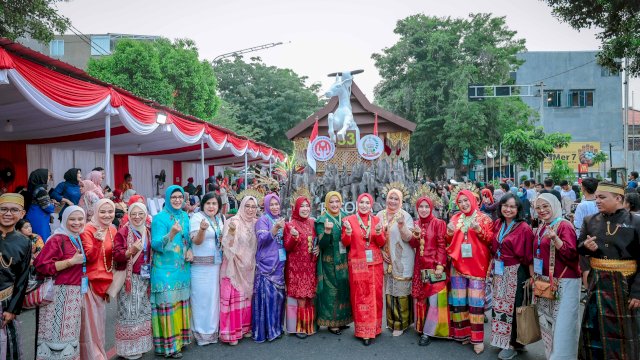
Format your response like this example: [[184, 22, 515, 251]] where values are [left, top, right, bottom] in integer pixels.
[[0, 207, 22, 215], [170, 195, 184, 200], [130, 212, 146, 218], [534, 204, 551, 212], [244, 205, 258, 209]]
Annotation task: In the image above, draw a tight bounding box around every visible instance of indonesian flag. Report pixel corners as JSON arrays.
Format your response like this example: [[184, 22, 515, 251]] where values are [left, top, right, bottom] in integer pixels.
[[306, 117, 319, 173]]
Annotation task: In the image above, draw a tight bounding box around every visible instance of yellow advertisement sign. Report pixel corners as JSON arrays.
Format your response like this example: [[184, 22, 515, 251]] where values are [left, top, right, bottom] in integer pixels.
[[543, 142, 601, 172]]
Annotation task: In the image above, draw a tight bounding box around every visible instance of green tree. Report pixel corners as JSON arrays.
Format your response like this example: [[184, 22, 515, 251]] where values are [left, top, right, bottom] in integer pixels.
[[214, 56, 323, 152], [502, 127, 571, 175], [548, 159, 575, 184], [543, 1, 640, 76], [88, 38, 220, 120], [211, 100, 263, 139], [0, 0, 70, 43], [372, 13, 535, 177]]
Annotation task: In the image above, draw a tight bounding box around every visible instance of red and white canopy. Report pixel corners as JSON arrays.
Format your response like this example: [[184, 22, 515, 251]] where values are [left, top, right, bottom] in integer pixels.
[[0, 39, 285, 167]]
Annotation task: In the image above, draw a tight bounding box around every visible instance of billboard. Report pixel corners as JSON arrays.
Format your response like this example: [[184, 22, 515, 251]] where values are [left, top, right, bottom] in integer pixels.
[[543, 142, 601, 172]]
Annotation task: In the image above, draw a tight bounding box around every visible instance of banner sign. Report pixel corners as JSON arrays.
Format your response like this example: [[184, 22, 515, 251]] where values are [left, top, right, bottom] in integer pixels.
[[543, 142, 601, 172], [358, 134, 384, 160], [310, 136, 336, 161]]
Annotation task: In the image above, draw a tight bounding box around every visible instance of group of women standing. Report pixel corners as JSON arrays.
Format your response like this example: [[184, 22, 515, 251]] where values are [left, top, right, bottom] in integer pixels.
[[29, 180, 581, 360]]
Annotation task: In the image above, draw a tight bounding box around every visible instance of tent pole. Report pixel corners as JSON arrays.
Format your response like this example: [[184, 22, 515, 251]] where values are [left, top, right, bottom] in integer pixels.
[[269, 157, 272, 177], [200, 139, 206, 189], [105, 114, 111, 186], [244, 152, 248, 189]]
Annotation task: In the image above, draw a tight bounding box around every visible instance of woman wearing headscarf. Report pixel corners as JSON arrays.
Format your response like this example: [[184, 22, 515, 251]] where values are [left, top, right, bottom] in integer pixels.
[[79, 198, 117, 360], [87, 170, 105, 197], [252, 193, 286, 342], [377, 187, 415, 336], [120, 195, 151, 229], [25, 169, 55, 241], [50, 168, 82, 218], [284, 196, 319, 339], [219, 195, 258, 345], [112, 189, 127, 228], [189, 192, 224, 346], [112, 202, 153, 359], [410, 196, 449, 346], [530, 193, 580, 360], [79, 180, 101, 218], [34, 206, 87, 359], [480, 188, 499, 221], [341, 193, 386, 346], [446, 189, 494, 354], [150, 185, 192, 358], [315, 191, 352, 335], [489, 194, 534, 359]]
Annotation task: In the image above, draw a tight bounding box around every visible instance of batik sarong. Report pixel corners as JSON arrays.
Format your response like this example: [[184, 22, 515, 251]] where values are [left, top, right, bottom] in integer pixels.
[[151, 299, 191, 355], [386, 294, 413, 331], [491, 264, 528, 350], [115, 274, 152, 358], [0, 298, 22, 360], [414, 288, 449, 338], [449, 267, 485, 344], [579, 268, 640, 359], [535, 276, 580, 359], [37, 285, 82, 360]]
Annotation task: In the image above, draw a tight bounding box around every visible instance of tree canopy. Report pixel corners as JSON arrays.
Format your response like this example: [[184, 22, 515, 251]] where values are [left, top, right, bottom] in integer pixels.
[[543, 1, 640, 76], [214, 56, 323, 152], [502, 127, 571, 173], [87, 38, 220, 121], [372, 13, 535, 178], [0, 0, 70, 43]]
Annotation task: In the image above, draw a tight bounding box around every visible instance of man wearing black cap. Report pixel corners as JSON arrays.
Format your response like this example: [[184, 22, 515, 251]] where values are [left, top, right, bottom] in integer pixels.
[[578, 181, 640, 359]]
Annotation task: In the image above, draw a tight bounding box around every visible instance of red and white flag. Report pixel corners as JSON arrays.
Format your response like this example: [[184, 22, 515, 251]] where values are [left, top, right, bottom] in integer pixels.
[[306, 117, 319, 172]]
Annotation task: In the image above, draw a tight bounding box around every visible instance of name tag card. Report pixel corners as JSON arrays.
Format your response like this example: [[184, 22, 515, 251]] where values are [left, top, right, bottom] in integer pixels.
[[461, 243, 473, 258], [494, 260, 504, 276], [534, 258, 544, 275], [365, 249, 374, 263], [278, 248, 287, 262]]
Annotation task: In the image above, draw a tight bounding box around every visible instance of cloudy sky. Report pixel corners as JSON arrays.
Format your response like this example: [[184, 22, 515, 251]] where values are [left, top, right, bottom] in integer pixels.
[[56, 0, 638, 103]]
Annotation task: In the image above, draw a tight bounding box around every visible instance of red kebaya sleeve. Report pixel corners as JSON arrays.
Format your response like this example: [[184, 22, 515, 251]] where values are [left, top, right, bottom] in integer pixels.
[[34, 235, 65, 277], [434, 220, 447, 266], [283, 222, 298, 252]]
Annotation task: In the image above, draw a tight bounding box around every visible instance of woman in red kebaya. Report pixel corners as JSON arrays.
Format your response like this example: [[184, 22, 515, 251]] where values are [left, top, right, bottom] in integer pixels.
[[284, 197, 319, 339], [410, 196, 449, 346], [341, 193, 386, 346], [446, 189, 494, 354]]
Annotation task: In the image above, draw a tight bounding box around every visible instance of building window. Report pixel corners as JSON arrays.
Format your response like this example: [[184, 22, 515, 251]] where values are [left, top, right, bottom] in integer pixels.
[[568, 90, 594, 107], [49, 40, 64, 57], [90, 35, 111, 55], [544, 90, 562, 107], [601, 67, 618, 77]]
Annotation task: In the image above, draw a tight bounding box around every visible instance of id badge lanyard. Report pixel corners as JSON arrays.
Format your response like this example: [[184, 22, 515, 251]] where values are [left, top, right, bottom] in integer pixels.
[[535, 218, 561, 275], [357, 215, 374, 263], [129, 226, 148, 264], [495, 221, 515, 275], [69, 235, 87, 293]]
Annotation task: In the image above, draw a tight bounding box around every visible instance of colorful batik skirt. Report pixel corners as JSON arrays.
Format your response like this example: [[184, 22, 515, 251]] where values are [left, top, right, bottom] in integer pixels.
[[490, 264, 528, 350], [449, 267, 486, 344], [151, 297, 191, 356], [386, 294, 413, 331], [414, 288, 450, 338], [116, 274, 153, 358]]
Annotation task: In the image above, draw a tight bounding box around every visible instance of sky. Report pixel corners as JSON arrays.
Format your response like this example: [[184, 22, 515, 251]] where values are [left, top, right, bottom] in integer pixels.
[[55, 0, 638, 103]]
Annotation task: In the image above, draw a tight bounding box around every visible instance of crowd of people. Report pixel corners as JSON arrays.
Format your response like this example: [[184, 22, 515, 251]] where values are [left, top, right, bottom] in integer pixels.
[[0, 167, 637, 360]]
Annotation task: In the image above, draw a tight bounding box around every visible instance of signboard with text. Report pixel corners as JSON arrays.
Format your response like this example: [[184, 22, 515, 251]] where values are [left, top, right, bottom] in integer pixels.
[[543, 142, 601, 172]]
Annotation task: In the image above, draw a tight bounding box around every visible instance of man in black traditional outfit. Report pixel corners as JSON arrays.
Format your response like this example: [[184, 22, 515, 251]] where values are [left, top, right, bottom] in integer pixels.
[[578, 181, 640, 359]]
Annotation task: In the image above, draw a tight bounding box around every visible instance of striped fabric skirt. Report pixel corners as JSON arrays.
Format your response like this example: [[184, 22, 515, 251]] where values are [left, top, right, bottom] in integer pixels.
[[219, 277, 252, 343], [448, 267, 486, 344], [116, 274, 153, 358], [285, 297, 316, 335], [414, 288, 450, 338], [37, 285, 82, 360], [1, 298, 22, 360], [151, 298, 191, 356]]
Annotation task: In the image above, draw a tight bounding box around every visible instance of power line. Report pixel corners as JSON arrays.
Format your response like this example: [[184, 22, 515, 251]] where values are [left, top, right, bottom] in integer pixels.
[[532, 59, 597, 83]]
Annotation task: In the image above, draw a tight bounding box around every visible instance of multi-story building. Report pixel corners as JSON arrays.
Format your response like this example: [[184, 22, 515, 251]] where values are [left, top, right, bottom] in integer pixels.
[[19, 33, 159, 70], [515, 51, 623, 177]]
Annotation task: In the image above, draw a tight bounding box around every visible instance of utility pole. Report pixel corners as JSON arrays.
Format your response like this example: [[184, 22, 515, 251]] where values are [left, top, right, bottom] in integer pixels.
[[610, 143, 614, 171], [624, 58, 630, 171], [539, 82, 545, 181]]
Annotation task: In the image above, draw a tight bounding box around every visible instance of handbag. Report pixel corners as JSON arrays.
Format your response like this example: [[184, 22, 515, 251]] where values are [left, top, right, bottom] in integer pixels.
[[106, 246, 142, 299], [533, 223, 567, 300], [423, 268, 447, 283], [23, 277, 55, 309], [516, 282, 541, 345]]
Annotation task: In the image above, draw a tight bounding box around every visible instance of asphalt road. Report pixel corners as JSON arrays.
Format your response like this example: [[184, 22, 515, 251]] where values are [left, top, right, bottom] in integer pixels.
[[16, 302, 553, 360]]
